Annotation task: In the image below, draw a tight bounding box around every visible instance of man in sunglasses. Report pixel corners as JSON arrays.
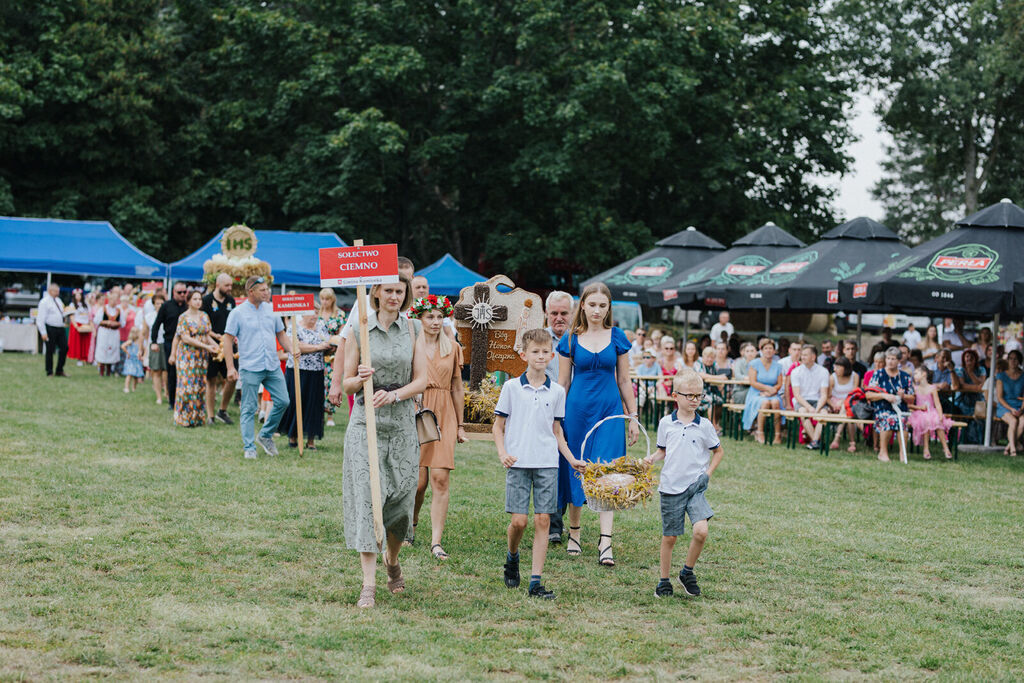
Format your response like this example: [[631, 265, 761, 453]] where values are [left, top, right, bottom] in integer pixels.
[[151, 281, 190, 410]]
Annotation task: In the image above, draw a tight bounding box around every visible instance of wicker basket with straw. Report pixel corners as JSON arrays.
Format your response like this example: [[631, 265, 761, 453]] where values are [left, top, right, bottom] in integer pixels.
[[577, 415, 656, 512]]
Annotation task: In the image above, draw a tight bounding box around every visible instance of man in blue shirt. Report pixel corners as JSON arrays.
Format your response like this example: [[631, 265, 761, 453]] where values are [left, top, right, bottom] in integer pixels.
[[224, 276, 297, 460]]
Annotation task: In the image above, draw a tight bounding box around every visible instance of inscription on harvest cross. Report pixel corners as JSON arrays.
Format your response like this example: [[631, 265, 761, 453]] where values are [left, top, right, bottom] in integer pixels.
[[454, 284, 508, 389]]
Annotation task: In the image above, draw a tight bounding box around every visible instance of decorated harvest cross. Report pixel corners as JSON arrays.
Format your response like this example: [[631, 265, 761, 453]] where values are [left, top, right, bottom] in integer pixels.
[[453, 275, 544, 389]]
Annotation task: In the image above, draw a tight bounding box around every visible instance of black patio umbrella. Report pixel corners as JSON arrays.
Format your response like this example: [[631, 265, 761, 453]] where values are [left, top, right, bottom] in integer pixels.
[[718, 217, 912, 311], [836, 199, 1024, 447], [655, 222, 806, 308], [837, 199, 1024, 315], [580, 226, 725, 305]]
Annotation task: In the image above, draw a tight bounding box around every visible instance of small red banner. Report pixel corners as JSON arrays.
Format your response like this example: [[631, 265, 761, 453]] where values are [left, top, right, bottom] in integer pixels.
[[852, 283, 868, 299], [273, 293, 316, 315], [827, 289, 839, 304]]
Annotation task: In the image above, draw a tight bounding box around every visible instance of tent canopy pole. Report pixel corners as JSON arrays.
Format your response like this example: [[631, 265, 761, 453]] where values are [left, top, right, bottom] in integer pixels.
[[765, 308, 770, 337], [856, 310, 863, 352], [984, 313, 999, 447]]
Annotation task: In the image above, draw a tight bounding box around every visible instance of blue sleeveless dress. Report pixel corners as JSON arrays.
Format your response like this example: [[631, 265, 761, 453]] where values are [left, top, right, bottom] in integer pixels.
[[741, 357, 782, 430], [557, 327, 632, 508]]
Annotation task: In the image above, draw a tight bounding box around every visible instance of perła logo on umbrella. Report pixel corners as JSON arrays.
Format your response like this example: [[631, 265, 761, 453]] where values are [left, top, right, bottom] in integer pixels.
[[898, 244, 1001, 284]]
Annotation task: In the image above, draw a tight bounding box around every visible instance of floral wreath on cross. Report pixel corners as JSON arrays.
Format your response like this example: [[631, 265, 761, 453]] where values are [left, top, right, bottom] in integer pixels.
[[409, 294, 455, 318]]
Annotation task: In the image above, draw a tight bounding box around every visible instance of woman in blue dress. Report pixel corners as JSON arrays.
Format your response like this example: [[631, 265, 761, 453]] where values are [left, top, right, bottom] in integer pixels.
[[865, 347, 914, 462], [742, 338, 784, 444], [557, 283, 638, 567], [995, 349, 1024, 456]]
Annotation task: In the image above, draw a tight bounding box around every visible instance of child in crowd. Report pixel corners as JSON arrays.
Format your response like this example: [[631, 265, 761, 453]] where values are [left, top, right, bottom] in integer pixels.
[[120, 326, 145, 393], [636, 349, 660, 410], [493, 329, 585, 600], [907, 367, 953, 459], [645, 370, 724, 598], [636, 350, 660, 377]]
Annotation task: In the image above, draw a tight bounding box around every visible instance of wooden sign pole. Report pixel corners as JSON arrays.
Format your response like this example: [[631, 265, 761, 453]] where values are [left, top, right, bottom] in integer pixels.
[[291, 316, 304, 458], [354, 239, 386, 550]]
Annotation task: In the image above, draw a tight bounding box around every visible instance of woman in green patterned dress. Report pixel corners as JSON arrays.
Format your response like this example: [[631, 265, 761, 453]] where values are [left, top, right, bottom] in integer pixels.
[[318, 288, 345, 427], [334, 274, 427, 608]]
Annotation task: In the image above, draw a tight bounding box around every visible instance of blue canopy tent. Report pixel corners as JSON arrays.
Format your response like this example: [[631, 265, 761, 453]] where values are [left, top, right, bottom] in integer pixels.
[[416, 253, 486, 296], [168, 229, 347, 287], [0, 216, 167, 280]]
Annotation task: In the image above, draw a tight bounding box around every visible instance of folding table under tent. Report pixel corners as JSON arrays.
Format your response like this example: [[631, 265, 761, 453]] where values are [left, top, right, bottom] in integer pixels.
[[168, 229, 348, 288], [415, 253, 487, 297], [0, 216, 167, 280]]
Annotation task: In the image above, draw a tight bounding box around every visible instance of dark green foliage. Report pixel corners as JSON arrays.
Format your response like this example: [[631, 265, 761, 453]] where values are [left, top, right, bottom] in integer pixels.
[[835, 0, 1024, 241], [1, 1, 854, 276]]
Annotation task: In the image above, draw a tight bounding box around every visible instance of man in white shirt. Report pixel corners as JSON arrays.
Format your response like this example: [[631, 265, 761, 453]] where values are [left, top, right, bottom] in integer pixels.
[[540, 290, 574, 544], [790, 345, 829, 449], [709, 311, 734, 344], [902, 323, 921, 350], [940, 317, 968, 367], [36, 283, 69, 377]]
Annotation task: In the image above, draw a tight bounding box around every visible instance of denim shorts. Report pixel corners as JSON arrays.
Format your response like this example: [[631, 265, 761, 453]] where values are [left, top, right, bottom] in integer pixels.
[[505, 467, 558, 514], [660, 473, 713, 537]]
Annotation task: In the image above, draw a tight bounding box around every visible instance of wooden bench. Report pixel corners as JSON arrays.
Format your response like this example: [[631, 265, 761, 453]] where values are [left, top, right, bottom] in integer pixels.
[[758, 409, 969, 459]]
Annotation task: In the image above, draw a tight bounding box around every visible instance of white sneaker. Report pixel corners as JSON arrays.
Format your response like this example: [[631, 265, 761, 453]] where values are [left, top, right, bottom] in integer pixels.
[[244, 449, 258, 460], [327, 418, 336, 427], [123, 388, 130, 394], [256, 435, 278, 457], [77, 361, 84, 366]]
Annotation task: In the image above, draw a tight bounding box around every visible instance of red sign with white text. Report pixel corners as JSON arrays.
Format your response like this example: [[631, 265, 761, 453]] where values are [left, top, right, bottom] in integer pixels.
[[852, 283, 868, 299], [827, 289, 839, 304], [272, 293, 316, 316], [319, 243, 399, 288]]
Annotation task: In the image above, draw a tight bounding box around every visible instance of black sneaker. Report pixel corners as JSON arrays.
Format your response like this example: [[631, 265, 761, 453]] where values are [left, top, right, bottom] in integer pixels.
[[216, 410, 234, 425], [678, 570, 701, 597], [548, 533, 562, 544], [654, 581, 674, 598], [503, 556, 520, 588], [528, 583, 555, 599], [806, 440, 820, 450]]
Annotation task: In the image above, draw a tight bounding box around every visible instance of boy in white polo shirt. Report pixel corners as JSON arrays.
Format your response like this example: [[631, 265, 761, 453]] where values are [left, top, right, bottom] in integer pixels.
[[644, 370, 724, 598], [493, 329, 585, 600]]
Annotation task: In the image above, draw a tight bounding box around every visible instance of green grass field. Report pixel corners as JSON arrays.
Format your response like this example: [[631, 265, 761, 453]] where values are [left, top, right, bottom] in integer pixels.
[[2, 354, 1023, 680]]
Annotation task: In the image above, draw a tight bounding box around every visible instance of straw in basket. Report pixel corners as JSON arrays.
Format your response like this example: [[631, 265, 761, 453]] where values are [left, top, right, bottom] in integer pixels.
[[578, 414, 657, 512]]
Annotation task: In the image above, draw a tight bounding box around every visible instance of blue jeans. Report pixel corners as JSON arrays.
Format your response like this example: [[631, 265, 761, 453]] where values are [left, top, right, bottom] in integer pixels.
[[239, 368, 289, 451]]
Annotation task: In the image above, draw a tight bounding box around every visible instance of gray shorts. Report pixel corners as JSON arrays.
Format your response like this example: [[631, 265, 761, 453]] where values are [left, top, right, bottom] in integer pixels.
[[505, 467, 558, 515], [660, 473, 713, 537]]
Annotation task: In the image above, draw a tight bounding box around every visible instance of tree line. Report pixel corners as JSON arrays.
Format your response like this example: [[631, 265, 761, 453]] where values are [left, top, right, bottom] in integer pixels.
[[1, 1, 1020, 284]]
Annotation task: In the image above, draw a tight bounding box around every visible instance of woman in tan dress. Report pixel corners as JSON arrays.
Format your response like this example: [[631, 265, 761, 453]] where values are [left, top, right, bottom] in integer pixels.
[[409, 295, 466, 559]]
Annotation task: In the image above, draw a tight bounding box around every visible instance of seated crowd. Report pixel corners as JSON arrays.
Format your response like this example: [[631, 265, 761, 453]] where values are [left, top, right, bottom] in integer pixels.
[[626, 312, 1024, 461]]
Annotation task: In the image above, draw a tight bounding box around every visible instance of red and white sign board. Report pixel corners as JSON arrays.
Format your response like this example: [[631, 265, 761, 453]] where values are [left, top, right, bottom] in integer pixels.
[[852, 282, 868, 299], [273, 293, 316, 316], [826, 289, 839, 304], [141, 281, 162, 293], [319, 243, 399, 288]]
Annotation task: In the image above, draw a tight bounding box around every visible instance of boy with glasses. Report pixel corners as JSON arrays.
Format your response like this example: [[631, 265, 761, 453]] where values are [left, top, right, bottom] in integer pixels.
[[644, 370, 724, 598]]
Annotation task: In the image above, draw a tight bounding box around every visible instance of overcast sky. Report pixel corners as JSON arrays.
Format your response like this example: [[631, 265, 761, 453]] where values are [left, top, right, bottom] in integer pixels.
[[825, 92, 890, 222]]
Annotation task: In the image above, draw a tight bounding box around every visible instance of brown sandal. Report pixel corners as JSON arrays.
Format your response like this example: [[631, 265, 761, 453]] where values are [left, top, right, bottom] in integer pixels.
[[357, 585, 375, 608], [385, 559, 405, 594]]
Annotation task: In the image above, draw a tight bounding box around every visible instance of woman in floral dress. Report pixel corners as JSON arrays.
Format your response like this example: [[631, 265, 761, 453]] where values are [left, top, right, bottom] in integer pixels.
[[318, 288, 346, 426], [174, 291, 219, 427], [865, 347, 914, 462]]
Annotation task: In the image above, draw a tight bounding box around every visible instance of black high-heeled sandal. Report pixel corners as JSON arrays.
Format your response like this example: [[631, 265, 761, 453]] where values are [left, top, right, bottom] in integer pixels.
[[566, 526, 582, 556], [598, 533, 615, 567]]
